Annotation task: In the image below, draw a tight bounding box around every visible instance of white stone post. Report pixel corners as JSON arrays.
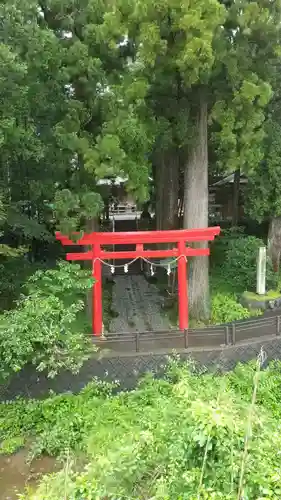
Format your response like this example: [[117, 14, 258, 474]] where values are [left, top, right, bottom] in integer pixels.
[[257, 246, 266, 295]]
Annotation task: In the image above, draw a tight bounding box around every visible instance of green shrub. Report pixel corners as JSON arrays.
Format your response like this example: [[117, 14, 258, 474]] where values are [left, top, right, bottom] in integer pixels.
[[219, 235, 277, 292], [210, 226, 245, 268], [211, 293, 251, 324], [0, 257, 43, 311], [0, 378, 118, 458], [12, 361, 281, 499], [26, 261, 93, 305], [0, 295, 93, 380], [0, 262, 94, 381], [227, 360, 281, 418], [0, 435, 25, 455]]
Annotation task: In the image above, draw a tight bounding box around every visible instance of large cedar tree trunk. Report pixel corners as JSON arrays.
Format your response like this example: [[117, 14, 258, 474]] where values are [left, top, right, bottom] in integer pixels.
[[155, 150, 179, 230], [155, 155, 165, 230], [268, 216, 281, 272], [232, 168, 240, 227], [183, 92, 209, 320]]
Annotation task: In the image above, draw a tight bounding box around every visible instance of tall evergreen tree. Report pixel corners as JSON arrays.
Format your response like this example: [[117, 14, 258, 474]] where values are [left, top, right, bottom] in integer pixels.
[[1, 0, 281, 320], [91, 0, 281, 319]]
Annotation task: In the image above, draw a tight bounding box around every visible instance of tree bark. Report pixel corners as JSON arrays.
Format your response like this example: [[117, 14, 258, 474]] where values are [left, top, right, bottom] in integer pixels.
[[162, 151, 179, 230], [268, 216, 281, 272], [155, 155, 165, 230], [183, 91, 209, 321], [155, 150, 179, 230], [232, 168, 240, 227]]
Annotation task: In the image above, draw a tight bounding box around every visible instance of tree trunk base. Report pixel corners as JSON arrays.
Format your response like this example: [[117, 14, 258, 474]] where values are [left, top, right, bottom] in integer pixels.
[[183, 90, 209, 321]]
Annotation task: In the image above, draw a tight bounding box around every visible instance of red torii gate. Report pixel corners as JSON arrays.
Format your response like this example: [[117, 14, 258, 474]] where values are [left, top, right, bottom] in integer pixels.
[[56, 226, 220, 336]]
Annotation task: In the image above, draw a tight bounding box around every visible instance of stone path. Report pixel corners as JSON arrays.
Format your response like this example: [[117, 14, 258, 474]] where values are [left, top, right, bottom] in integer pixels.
[[109, 274, 172, 333]]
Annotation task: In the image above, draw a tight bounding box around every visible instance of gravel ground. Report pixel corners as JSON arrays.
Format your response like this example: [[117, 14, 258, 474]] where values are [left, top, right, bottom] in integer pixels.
[[109, 274, 172, 333]]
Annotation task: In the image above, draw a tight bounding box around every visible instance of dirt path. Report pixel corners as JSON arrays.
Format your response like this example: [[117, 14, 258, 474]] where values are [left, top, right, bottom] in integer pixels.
[[0, 449, 60, 500], [109, 275, 172, 333]]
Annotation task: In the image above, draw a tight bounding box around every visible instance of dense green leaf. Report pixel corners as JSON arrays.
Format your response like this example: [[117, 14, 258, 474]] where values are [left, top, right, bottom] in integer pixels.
[[1, 360, 281, 498], [0, 262, 94, 380]]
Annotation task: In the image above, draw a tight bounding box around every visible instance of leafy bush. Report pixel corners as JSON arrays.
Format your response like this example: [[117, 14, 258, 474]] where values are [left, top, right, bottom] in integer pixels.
[[211, 293, 251, 324], [0, 379, 117, 458], [227, 360, 281, 418], [0, 296, 92, 380], [0, 257, 43, 311], [0, 435, 25, 455], [9, 360, 281, 499], [209, 232, 276, 322], [26, 261, 93, 306], [210, 226, 245, 268], [0, 262, 94, 381], [217, 235, 278, 292]]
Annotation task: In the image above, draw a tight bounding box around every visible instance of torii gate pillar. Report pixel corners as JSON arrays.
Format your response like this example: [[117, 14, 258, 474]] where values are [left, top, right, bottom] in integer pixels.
[[56, 226, 220, 335]]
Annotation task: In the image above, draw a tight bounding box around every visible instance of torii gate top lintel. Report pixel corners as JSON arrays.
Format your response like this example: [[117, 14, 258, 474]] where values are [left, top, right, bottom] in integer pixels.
[[56, 226, 220, 336], [56, 226, 220, 246]]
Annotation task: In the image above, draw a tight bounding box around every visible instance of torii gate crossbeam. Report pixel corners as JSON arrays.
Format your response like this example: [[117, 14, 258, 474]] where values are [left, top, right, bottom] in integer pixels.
[[56, 226, 220, 336]]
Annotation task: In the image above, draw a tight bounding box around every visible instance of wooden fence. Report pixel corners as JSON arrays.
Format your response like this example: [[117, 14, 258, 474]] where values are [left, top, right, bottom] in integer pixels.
[[94, 314, 281, 355], [2, 313, 281, 400]]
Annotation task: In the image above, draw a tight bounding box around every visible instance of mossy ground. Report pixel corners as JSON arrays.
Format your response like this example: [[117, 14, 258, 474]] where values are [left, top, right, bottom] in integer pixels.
[[242, 290, 281, 302]]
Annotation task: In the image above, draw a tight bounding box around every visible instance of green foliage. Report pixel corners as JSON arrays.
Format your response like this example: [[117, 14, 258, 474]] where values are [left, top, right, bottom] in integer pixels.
[[0, 195, 32, 257], [227, 360, 281, 419], [2, 0, 280, 242], [0, 436, 25, 455], [0, 262, 94, 381], [210, 229, 234, 261], [167, 231, 265, 325], [27, 261, 94, 306], [0, 296, 90, 380], [210, 227, 245, 268], [0, 379, 117, 458], [211, 293, 251, 324], [0, 0, 281, 330], [242, 290, 281, 302], [211, 78, 272, 172], [54, 189, 104, 235], [2, 360, 281, 498], [213, 234, 277, 293], [0, 0, 281, 313], [222, 236, 277, 292], [209, 233, 278, 323], [7, 208, 53, 243], [0, 258, 43, 311], [0, 242, 26, 258], [246, 119, 281, 221]]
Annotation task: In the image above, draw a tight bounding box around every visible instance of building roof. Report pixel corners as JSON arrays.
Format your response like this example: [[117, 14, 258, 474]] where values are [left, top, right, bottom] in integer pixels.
[[211, 172, 248, 187], [97, 176, 153, 186], [97, 176, 128, 186]]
